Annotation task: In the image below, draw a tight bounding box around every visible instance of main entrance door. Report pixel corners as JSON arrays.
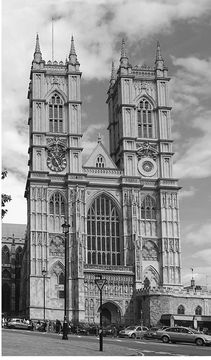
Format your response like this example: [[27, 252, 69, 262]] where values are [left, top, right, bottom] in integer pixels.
[[101, 302, 121, 325]]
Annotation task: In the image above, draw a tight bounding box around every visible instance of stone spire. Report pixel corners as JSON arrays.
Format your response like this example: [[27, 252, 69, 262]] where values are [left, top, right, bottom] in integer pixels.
[[110, 60, 116, 86], [121, 38, 127, 58], [119, 38, 130, 70], [68, 35, 77, 65], [33, 33, 42, 63], [155, 41, 164, 70]]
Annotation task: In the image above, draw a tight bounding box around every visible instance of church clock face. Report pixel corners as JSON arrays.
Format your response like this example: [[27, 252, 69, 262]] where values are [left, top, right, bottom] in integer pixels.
[[138, 157, 157, 177], [47, 144, 67, 172]]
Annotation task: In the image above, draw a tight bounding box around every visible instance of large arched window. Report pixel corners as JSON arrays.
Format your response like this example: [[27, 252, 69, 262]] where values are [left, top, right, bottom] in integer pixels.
[[195, 305, 202, 315], [177, 305, 185, 314], [141, 195, 156, 219], [49, 192, 65, 215], [2, 245, 10, 264], [137, 98, 153, 138], [49, 94, 64, 133], [87, 195, 120, 265]]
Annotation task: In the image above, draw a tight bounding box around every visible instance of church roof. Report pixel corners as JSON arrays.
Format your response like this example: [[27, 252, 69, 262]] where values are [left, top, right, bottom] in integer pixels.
[[2, 223, 26, 239]]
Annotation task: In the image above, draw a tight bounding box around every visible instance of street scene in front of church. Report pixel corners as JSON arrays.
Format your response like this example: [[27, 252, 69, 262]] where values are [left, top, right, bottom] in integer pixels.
[[2, 0, 211, 357]]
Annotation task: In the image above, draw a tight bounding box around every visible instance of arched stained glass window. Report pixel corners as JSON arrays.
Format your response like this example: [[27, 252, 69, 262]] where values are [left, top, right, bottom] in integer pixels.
[[87, 195, 121, 265], [177, 305, 185, 314], [137, 98, 154, 138], [195, 305, 202, 315], [141, 195, 156, 219], [49, 192, 65, 215], [49, 94, 64, 133], [2, 245, 10, 264]]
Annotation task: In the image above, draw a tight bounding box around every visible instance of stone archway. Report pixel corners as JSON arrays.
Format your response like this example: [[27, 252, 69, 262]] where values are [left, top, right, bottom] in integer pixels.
[[101, 302, 121, 325]]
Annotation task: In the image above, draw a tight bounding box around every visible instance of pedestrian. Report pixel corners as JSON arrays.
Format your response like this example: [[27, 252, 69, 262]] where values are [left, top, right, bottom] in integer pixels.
[[112, 326, 117, 338]]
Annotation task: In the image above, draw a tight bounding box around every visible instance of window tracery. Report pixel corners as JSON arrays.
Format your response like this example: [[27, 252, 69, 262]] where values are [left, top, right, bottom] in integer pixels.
[[137, 98, 154, 138], [49, 192, 65, 215], [87, 195, 120, 265], [49, 94, 64, 133]]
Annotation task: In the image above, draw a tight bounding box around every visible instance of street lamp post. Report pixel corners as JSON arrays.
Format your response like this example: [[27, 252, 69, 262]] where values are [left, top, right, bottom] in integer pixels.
[[42, 268, 47, 321], [95, 274, 107, 352], [62, 220, 70, 340]]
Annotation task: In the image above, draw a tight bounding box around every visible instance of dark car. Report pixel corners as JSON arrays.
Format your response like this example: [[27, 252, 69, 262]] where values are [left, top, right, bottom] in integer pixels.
[[156, 326, 211, 346]]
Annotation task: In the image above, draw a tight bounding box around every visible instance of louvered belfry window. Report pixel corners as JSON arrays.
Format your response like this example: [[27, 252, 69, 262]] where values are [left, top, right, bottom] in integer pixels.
[[49, 94, 64, 133], [138, 99, 153, 138], [87, 195, 120, 265]]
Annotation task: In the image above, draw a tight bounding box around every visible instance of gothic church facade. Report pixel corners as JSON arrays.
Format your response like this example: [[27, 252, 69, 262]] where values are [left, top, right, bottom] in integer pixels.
[[21, 35, 183, 326]]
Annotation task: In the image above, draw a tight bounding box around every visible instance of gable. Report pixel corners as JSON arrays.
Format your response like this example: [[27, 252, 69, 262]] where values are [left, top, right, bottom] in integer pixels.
[[83, 142, 117, 169]]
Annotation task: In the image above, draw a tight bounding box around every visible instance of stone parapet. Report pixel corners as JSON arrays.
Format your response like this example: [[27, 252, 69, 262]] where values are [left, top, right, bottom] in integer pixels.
[[136, 286, 211, 298]]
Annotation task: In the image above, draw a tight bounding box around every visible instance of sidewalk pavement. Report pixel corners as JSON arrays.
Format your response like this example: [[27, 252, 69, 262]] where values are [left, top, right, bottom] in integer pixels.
[[2, 329, 138, 356]]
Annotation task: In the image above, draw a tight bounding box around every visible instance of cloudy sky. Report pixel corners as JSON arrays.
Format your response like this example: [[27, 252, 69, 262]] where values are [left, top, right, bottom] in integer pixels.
[[2, 0, 211, 289]]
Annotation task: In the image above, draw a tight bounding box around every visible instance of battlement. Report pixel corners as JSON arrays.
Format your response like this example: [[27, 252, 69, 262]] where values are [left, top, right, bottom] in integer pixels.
[[136, 286, 211, 298]]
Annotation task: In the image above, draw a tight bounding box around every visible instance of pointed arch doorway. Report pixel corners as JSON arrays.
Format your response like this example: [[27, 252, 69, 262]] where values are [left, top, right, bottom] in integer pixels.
[[100, 302, 121, 326]]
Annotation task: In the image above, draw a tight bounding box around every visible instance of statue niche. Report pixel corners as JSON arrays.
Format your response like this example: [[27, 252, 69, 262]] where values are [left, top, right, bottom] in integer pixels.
[[49, 235, 65, 256]]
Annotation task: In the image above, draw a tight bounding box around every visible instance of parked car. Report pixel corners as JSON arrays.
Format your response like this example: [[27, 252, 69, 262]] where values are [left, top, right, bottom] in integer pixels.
[[6, 318, 33, 331], [119, 325, 148, 339], [156, 326, 211, 346], [144, 327, 160, 339]]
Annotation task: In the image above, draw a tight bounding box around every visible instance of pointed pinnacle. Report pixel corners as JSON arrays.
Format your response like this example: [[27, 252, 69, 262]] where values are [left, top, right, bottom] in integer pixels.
[[111, 60, 115, 80], [70, 35, 76, 56], [35, 33, 41, 53], [121, 38, 127, 58], [156, 41, 163, 61], [98, 133, 102, 143]]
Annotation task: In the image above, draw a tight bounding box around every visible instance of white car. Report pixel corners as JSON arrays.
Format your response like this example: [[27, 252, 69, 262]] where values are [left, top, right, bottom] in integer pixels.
[[6, 318, 33, 330], [119, 325, 148, 339]]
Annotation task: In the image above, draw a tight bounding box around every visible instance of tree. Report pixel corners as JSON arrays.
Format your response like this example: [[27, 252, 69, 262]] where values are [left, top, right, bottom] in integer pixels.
[[2, 170, 12, 219]]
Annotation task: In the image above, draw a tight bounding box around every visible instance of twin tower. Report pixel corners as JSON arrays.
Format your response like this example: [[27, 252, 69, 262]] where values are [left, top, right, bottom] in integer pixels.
[[21, 35, 182, 326]]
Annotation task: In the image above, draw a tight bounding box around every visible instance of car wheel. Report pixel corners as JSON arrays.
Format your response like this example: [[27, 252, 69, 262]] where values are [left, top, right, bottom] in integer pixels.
[[162, 335, 169, 343], [131, 333, 136, 339], [196, 338, 204, 346]]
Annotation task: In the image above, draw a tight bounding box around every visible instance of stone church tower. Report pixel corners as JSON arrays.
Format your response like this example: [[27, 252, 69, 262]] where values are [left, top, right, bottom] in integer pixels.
[[22, 35, 182, 325]]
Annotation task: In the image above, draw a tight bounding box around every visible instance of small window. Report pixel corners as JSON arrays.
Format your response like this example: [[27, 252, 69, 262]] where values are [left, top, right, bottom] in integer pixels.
[[59, 291, 64, 298], [177, 305, 185, 315], [96, 155, 105, 168], [195, 306, 202, 315]]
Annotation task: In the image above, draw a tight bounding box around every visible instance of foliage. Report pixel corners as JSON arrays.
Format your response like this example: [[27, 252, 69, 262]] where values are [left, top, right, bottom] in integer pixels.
[[1, 171, 12, 219]]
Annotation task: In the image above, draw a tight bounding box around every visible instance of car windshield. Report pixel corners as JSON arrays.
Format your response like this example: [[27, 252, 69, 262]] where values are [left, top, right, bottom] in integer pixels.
[[126, 326, 136, 330]]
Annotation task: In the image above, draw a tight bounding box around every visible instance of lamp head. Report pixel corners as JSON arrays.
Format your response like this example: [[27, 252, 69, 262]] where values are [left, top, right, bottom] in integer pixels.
[[62, 220, 70, 234]]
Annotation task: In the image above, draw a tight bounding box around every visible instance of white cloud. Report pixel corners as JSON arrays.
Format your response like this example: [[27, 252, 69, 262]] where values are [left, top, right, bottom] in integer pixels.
[[174, 111, 211, 179], [179, 186, 196, 199], [170, 56, 211, 112], [183, 222, 211, 247]]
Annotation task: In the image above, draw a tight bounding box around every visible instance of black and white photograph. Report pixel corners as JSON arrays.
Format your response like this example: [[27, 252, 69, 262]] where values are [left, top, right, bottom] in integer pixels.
[[2, 0, 211, 356]]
